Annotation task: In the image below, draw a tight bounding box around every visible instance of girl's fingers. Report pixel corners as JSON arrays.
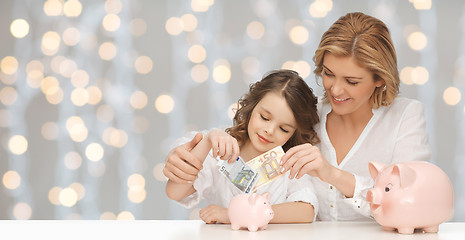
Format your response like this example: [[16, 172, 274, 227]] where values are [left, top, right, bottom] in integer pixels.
[[218, 140, 226, 159], [221, 140, 234, 161], [199, 206, 215, 224], [229, 140, 240, 163]]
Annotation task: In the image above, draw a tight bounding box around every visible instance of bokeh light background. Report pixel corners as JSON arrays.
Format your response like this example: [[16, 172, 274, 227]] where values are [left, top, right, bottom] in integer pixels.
[[0, 0, 464, 220]]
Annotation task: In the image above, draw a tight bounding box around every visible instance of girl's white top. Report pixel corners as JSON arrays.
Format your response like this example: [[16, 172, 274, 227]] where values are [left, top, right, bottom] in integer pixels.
[[173, 131, 319, 221], [314, 97, 431, 221]]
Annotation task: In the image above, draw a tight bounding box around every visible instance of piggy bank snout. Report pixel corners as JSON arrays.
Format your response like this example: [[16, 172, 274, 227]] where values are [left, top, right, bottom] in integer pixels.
[[367, 188, 381, 205], [366, 189, 373, 203], [265, 208, 274, 220]]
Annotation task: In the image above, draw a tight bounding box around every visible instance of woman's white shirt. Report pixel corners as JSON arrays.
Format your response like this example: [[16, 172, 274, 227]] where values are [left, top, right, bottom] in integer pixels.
[[314, 97, 431, 221], [172, 131, 319, 221]]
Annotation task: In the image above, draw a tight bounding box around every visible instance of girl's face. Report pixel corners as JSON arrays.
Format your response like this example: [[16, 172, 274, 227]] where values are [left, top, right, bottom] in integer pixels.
[[322, 53, 383, 117], [246, 92, 297, 155]]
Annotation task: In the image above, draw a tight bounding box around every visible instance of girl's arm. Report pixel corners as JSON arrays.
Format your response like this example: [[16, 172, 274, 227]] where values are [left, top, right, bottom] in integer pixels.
[[270, 202, 315, 223]]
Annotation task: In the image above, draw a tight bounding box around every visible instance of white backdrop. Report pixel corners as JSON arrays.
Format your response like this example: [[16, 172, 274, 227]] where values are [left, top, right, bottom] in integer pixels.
[[0, 0, 463, 221]]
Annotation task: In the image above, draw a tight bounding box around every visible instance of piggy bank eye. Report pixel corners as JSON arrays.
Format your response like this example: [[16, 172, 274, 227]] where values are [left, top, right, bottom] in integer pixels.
[[264, 202, 267, 205], [384, 183, 393, 192]]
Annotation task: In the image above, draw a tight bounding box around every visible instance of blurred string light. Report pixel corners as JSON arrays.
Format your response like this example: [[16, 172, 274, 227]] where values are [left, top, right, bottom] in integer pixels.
[[400, 66, 429, 85], [411, 0, 432, 10], [443, 87, 462, 106], [412, 1, 439, 169], [289, 25, 309, 45], [0, 0, 154, 220], [246, 21, 265, 40], [10, 19, 29, 38], [309, 0, 333, 18], [282, 60, 311, 79]]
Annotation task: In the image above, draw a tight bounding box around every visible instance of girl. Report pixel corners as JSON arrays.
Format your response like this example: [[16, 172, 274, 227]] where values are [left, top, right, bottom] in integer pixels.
[[164, 70, 320, 224], [280, 12, 431, 221]]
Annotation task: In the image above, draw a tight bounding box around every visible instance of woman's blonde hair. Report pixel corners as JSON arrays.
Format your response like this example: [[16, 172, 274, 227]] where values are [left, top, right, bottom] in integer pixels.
[[226, 70, 319, 152], [313, 12, 400, 108]]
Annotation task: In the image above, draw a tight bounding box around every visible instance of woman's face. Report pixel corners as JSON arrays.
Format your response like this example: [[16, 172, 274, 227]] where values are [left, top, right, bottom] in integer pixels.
[[322, 53, 383, 117], [246, 92, 296, 155]]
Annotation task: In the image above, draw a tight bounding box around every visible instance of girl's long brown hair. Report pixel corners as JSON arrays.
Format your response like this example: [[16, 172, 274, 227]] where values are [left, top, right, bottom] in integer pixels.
[[226, 70, 319, 152]]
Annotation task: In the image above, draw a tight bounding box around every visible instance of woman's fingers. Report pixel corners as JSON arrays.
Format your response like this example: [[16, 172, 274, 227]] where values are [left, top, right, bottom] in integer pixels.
[[289, 150, 319, 179], [280, 144, 309, 172], [164, 161, 198, 181], [287, 152, 309, 179], [163, 168, 192, 184], [174, 147, 203, 172], [164, 146, 203, 183]]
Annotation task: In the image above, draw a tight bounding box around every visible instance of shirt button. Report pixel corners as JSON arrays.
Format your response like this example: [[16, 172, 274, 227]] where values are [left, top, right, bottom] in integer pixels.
[[330, 204, 334, 208], [330, 186, 333, 190]]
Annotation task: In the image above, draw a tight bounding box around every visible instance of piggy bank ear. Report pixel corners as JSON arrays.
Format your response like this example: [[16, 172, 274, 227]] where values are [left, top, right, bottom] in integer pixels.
[[392, 164, 416, 189], [261, 192, 271, 201], [368, 162, 385, 180], [248, 193, 258, 205]]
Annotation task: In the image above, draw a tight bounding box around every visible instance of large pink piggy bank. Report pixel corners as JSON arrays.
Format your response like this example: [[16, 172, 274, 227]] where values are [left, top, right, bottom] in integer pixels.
[[367, 161, 454, 234], [228, 192, 274, 231]]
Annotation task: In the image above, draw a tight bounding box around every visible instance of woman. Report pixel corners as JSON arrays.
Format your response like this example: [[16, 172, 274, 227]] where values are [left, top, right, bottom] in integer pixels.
[[165, 12, 431, 221], [280, 12, 431, 221]]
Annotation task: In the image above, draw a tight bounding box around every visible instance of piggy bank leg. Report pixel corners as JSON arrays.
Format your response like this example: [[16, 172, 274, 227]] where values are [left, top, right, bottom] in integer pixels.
[[248, 225, 258, 232], [397, 227, 415, 234], [423, 225, 439, 233], [382, 226, 396, 231], [231, 225, 240, 230]]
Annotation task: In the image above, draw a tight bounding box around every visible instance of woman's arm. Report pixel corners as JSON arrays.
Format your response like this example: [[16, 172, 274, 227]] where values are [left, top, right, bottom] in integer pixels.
[[270, 202, 315, 223], [280, 144, 356, 198], [165, 129, 241, 201], [165, 133, 212, 201]]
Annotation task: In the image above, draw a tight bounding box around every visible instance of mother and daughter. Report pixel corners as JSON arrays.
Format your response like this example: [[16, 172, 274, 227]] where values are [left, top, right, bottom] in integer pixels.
[[163, 12, 431, 223]]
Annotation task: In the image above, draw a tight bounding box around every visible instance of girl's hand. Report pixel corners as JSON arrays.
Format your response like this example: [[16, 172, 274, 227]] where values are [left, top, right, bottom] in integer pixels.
[[206, 129, 240, 163], [199, 204, 230, 224], [280, 143, 334, 181], [163, 133, 204, 184]]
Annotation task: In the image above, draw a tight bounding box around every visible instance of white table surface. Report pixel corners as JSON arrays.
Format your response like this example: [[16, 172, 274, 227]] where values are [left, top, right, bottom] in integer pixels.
[[0, 220, 464, 240]]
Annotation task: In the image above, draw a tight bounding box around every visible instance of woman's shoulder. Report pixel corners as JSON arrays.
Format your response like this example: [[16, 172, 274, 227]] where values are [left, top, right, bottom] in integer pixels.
[[388, 96, 423, 110], [381, 97, 425, 119], [317, 98, 330, 115]]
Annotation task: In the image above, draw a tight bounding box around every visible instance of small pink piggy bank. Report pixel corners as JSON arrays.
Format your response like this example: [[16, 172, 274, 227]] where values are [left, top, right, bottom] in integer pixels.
[[367, 161, 454, 234], [228, 192, 274, 231]]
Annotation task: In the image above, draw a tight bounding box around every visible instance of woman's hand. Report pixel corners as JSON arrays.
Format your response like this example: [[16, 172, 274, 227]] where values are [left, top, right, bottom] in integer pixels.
[[163, 133, 204, 184], [280, 143, 334, 182], [199, 204, 230, 224], [206, 129, 240, 163]]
